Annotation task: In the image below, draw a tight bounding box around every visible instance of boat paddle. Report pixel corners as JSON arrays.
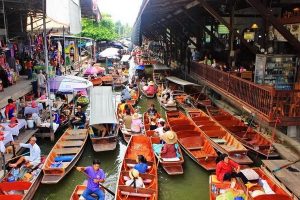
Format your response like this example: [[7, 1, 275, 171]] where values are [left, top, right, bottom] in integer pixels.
[[6, 152, 30, 163], [75, 166, 115, 196], [272, 159, 300, 173]]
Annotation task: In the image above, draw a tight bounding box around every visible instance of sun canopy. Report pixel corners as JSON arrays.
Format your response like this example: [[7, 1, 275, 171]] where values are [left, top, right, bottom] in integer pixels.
[[153, 63, 170, 71], [89, 86, 118, 125], [121, 55, 131, 62], [99, 47, 120, 58], [49, 75, 93, 93], [166, 76, 200, 86]]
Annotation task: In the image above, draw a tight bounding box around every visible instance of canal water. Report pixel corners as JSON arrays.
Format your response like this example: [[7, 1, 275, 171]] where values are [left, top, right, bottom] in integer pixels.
[[34, 96, 210, 200]]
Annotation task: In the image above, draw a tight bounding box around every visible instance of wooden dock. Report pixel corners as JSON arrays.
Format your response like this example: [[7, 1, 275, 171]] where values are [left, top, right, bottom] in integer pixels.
[[262, 159, 300, 199]]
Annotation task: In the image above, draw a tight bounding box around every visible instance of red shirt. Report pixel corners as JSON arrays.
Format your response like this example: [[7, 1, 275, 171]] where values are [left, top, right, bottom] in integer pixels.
[[161, 144, 177, 158], [216, 160, 240, 181], [146, 85, 156, 95], [5, 103, 16, 119]]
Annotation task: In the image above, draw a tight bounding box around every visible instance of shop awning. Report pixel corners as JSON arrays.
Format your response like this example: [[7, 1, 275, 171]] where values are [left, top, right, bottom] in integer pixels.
[[166, 76, 200, 86], [121, 55, 131, 62], [153, 63, 170, 70], [89, 86, 118, 125]]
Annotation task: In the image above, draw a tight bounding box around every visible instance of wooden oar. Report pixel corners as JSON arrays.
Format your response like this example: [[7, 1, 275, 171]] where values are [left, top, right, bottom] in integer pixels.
[[272, 159, 300, 173], [75, 167, 115, 196]]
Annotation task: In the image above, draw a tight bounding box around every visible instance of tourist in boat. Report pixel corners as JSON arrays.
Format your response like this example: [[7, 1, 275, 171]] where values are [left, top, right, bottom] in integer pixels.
[[160, 131, 178, 159], [121, 87, 131, 101], [93, 124, 109, 137], [119, 100, 126, 115], [147, 104, 157, 117], [125, 168, 145, 188], [5, 98, 16, 120], [154, 118, 166, 137], [70, 105, 86, 128], [144, 81, 156, 96], [123, 109, 132, 130], [76, 159, 105, 200], [134, 155, 148, 173], [9, 136, 41, 168], [131, 113, 143, 133], [216, 154, 241, 182]]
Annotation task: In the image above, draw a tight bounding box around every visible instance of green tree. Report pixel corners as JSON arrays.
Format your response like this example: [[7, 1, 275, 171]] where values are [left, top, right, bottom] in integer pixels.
[[81, 14, 118, 41]]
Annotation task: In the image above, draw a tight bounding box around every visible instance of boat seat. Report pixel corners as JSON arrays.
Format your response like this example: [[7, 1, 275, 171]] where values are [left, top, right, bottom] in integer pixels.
[[118, 185, 155, 198], [211, 138, 226, 144], [64, 135, 86, 140], [69, 129, 87, 135], [59, 141, 83, 147], [179, 136, 203, 150], [54, 148, 80, 155], [121, 171, 154, 184]]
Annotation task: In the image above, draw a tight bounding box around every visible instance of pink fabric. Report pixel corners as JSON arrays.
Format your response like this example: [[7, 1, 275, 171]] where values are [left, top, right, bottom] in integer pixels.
[[146, 85, 156, 95], [131, 119, 143, 132], [31, 101, 37, 108]]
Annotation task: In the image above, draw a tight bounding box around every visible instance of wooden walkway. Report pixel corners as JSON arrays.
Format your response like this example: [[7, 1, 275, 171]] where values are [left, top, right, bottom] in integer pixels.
[[262, 160, 300, 199]]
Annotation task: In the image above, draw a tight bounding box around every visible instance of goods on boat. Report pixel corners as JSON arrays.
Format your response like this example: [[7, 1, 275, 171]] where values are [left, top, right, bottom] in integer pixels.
[[101, 75, 113, 85], [157, 95, 177, 111], [90, 77, 103, 86], [41, 128, 88, 184], [76, 96, 89, 106], [207, 107, 279, 157], [115, 135, 158, 199], [243, 167, 293, 200], [143, 112, 161, 131], [0, 157, 45, 200], [146, 130, 184, 175], [117, 103, 144, 143], [166, 110, 218, 170], [126, 86, 140, 106], [89, 86, 119, 151], [209, 175, 245, 200], [187, 108, 253, 165], [140, 83, 156, 99]]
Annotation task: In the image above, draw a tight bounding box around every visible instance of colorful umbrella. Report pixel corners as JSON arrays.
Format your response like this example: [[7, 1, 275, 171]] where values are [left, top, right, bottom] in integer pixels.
[[49, 75, 93, 93], [84, 66, 105, 76]]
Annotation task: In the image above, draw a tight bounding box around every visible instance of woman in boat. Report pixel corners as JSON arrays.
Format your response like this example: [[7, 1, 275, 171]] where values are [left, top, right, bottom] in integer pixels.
[[123, 109, 133, 130], [144, 81, 156, 96], [131, 113, 143, 133], [154, 118, 166, 137], [216, 154, 241, 182], [160, 131, 178, 159], [147, 104, 157, 117], [125, 169, 145, 188], [134, 155, 148, 174]]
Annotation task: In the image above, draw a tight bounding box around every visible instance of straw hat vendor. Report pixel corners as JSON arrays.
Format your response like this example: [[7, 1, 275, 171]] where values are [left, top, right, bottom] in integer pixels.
[[160, 131, 178, 159], [131, 113, 143, 133]]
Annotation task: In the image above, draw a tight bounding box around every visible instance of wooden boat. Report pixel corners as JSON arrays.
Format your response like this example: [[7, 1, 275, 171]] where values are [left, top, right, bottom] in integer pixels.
[[166, 110, 218, 170], [207, 107, 279, 157], [176, 93, 211, 111], [90, 77, 103, 86], [89, 86, 119, 151], [41, 128, 88, 184], [242, 167, 293, 200], [143, 112, 161, 131], [117, 103, 144, 143], [126, 86, 140, 106], [146, 130, 184, 175], [187, 108, 253, 165], [157, 96, 177, 111], [70, 184, 86, 200], [101, 75, 113, 85], [115, 135, 158, 199], [0, 157, 45, 200], [209, 175, 245, 200]]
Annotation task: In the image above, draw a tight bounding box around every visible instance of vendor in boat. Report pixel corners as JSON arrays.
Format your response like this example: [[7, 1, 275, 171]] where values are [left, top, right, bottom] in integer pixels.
[[70, 105, 86, 128], [76, 159, 105, 200], [93, 124, 109, 137], [144, 81, 156, 96], [125, 169, 145, 188], [121, 87, 131, 101], [9, 136, 41, 168], [123, 109, 133, 130], [5, 98, 16, 120], [147, 104, 157, 117], [154, 118, 166, 137], [131, 113, 143, 133], [216, 154, 241, 182], [160, 131, 178, 159], [134, 155, 148, 173], [130, 87, 138, 99]]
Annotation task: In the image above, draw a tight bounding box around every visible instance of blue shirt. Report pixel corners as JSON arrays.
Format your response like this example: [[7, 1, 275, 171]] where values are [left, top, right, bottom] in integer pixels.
[[85, 166, 106, 191], [134, 163, 148, 174]]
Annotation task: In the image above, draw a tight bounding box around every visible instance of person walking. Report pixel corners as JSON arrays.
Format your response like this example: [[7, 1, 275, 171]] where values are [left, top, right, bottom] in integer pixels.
[[76, 159, 106, 200], [37, 70, 46, 97]]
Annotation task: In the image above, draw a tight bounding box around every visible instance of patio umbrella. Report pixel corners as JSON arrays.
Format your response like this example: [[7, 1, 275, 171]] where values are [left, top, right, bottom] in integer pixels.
[[84, 66, 105, 76], [49, 75, 93, 93], [99, 47, 120, 58]]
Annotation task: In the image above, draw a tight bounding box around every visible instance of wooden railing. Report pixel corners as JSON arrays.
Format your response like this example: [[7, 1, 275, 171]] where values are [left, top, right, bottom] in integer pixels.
[[191, 62, 300, 124]]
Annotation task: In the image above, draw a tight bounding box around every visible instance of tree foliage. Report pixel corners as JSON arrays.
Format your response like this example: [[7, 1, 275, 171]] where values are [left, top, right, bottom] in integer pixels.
[[81, 14, 118, 41]]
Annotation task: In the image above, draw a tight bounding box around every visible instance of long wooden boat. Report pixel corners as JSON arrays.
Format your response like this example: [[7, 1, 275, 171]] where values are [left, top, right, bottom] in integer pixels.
[[176, 93, 211, 111], [0, 157, 45, 200], [209, 175, 245, 200], [143, 112, 161, 131], [41, 128, 88, 184], [115, 135, 158, 199], [242, 167, 293, 200], [89, 125, 119, 152], [187, 108, 253, 165], [207, 107, 279, 158], [166, 110, 218, 170], [146, 130, 184, 175], [117, 103, 144, 143], [70, 184, 86, 200]]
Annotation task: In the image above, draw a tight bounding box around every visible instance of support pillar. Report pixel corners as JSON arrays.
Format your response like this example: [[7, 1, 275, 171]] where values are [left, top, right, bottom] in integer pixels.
[[287, 126, 300, 138]]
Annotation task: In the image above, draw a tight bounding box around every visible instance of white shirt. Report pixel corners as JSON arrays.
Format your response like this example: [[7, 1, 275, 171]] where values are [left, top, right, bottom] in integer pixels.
[[20, 143, 41, 163], [125, 178, 145, 188], [154, 127, 164, 137]]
